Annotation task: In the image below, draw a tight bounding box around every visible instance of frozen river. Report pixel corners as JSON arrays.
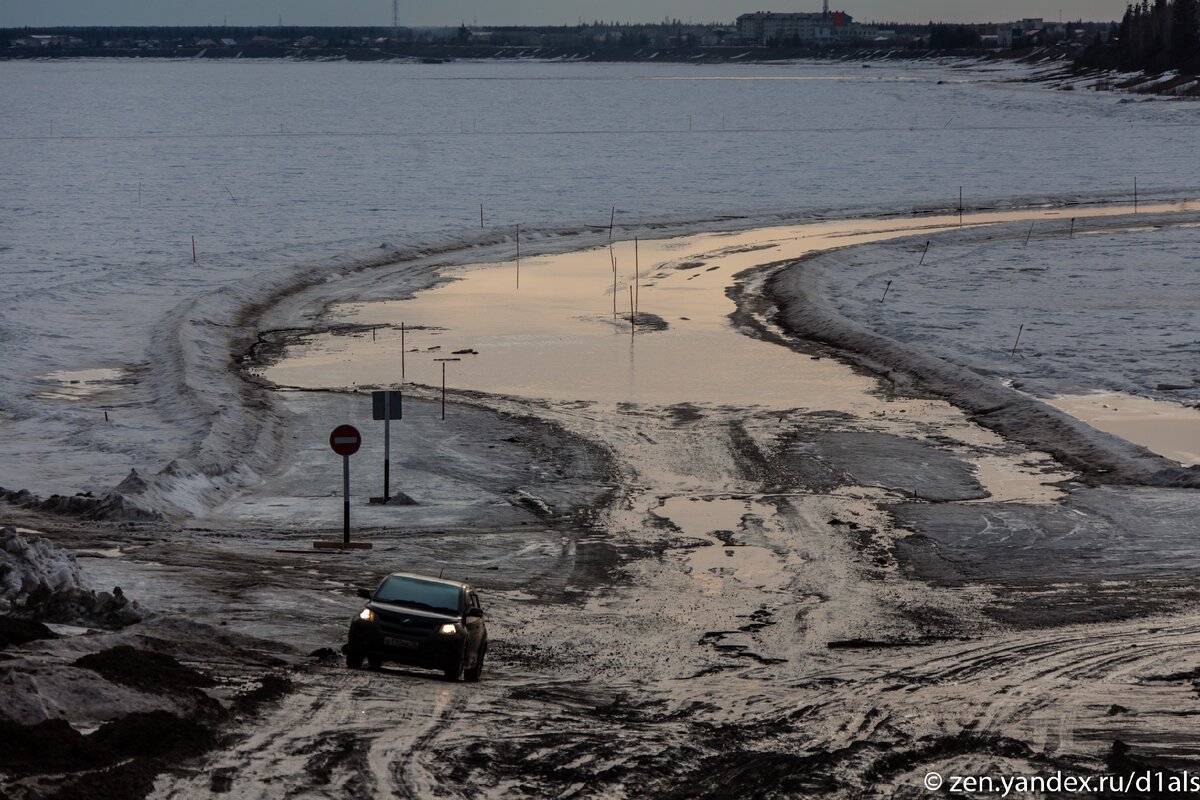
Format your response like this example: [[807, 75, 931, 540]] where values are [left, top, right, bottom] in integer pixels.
[[2, 57, 1199, 501]]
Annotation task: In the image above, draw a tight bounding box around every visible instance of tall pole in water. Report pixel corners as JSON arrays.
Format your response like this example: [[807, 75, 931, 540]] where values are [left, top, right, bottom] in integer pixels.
[[392, 0, 400, 39]]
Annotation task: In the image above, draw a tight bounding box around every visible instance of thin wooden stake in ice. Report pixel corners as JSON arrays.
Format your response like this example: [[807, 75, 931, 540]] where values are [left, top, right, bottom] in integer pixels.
[[958, 186, 963, 227], [879, 280, 892, 303], [629, 286, 635, 338], [611, 247, 617, 320], [515, 225, 520, 290], [441, 362, 446, 420], [1134, 177, 1139, 213], [634, 237, 640, 316], [401, 322, 406, 382], [1010, 324, 1024, 358], [919, 241, 930, 266], [609, 206, 615, 240], [191, 236, 196, 264], [1024, 222, 1035, 246], [1069, 218, 1075, 238], [480, 203, 484, 228]]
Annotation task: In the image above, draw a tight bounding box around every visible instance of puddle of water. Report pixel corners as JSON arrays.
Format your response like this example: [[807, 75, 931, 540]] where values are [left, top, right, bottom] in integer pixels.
[[263, 203, 1183, 414], [38, 368, 128, 401], [43, 623, 98, 637], [1045, 392, 1200, 467], [74, 547, 124, 559], [654, 495, 761, 535], [969, 455, 1070, 504], [653, 495, 791, 593]]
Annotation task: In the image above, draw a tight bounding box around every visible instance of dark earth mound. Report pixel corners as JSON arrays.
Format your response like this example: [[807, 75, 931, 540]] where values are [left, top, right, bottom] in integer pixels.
[[0, 617, 58, 649]]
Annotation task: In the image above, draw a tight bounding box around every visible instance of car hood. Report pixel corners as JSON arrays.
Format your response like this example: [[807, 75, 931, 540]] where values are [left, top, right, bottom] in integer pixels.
[[367, 601, 460, 622]]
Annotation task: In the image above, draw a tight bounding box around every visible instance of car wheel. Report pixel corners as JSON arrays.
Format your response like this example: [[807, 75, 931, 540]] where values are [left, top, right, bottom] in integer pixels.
[[466, 644, 485, 683], [367, 653, 383, 671], [444, 647, 467, 682], [346, 644, 364, 669]]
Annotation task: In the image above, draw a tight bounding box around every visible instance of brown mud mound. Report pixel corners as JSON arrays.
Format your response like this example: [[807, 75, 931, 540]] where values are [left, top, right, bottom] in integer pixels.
[[0, 617, 58, 649], [75, 645, 216, 694], [0, 711, 216, 800]]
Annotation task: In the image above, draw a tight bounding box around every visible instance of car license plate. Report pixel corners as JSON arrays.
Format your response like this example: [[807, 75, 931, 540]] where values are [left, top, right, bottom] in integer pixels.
[[384, 636, 417, 649]]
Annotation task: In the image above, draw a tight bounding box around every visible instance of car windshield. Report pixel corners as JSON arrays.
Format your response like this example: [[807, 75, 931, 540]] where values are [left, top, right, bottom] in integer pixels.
[[373, 576, 461, 616]]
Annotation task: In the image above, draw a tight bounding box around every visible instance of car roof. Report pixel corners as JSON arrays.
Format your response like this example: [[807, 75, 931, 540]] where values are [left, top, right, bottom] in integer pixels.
[[384, 571, 470, 591]]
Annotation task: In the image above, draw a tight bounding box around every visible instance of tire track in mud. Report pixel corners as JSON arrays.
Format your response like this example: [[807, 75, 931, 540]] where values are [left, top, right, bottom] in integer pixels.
[[153, 667, 474, 798]]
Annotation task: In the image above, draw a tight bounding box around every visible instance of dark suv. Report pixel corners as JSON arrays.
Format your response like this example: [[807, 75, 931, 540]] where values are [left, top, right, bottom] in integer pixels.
[[347, 572, 487, 682]]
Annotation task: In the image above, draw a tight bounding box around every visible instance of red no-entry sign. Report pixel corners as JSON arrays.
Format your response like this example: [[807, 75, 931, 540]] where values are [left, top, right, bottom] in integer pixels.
[[329, 424, 361, 456]]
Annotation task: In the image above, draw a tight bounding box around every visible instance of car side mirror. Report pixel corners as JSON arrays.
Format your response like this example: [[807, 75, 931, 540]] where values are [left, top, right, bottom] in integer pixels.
[[356, 588, 371, 599], [466, 607, 484, 618]]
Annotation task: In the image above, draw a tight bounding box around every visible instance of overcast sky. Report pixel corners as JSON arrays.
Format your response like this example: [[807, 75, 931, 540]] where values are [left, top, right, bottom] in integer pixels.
[[1, 0, 1128, 27]]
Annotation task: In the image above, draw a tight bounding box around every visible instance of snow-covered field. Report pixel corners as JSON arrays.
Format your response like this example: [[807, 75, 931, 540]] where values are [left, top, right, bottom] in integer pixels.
[[2, 57, 1200, 508]]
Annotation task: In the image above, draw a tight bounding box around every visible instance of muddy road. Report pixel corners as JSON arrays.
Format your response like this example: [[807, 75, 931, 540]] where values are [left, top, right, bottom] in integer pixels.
[[7, 205, 1200, 798]]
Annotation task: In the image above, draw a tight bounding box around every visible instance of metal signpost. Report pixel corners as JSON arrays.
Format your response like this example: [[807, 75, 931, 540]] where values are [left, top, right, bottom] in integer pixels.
[[329, 424, 361, 547], [371, 390, 402, 503]]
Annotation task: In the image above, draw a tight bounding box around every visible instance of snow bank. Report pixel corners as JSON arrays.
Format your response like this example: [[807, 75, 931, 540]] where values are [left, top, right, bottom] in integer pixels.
[[0, 527, 144, 625], [0, 471, 162, 522]]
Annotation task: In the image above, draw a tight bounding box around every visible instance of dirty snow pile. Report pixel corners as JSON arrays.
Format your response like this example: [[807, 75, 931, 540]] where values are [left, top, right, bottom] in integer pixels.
[[0, 527, 143, 626]]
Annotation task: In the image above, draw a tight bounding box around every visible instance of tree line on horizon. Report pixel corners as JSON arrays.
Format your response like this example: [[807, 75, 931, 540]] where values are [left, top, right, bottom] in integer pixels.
[[1079, 0, 1199, 72]]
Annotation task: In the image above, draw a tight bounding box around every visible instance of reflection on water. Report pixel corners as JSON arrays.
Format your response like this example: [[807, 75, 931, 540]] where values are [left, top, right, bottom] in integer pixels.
[[263, 203, 1184, 415]]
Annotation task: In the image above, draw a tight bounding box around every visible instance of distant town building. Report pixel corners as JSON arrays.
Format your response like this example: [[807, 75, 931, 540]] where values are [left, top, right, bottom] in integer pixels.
[[990, 18, 1068, 48], [16, 34, 86, 48], [736, 9, 884, 45]]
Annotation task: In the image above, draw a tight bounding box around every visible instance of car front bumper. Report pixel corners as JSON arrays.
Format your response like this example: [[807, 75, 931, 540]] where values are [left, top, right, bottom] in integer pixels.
[[348, 619, 464, 668]]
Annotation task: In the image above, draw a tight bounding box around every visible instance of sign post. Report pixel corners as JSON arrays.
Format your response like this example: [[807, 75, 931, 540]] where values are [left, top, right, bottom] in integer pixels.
[[371, 390, 402, 503], [319, 424, 370, 550]]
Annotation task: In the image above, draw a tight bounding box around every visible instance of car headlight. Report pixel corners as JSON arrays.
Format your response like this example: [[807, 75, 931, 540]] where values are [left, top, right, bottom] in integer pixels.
[[359, 608, 375, 622], [438, 623, 458, 635]]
